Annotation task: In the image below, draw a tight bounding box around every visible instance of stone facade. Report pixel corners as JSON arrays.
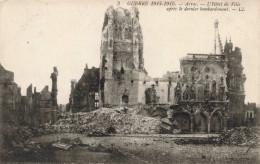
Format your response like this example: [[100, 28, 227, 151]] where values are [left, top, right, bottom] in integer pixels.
[[169, 53, 230, 133], [162, 20, 231, 133]]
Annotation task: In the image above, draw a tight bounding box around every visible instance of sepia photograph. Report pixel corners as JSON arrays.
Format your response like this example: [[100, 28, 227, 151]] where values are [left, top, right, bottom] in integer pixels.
[[0, 0, 260, 163]]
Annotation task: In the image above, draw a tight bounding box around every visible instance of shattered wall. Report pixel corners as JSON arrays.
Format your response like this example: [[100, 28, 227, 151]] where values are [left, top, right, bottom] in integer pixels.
[[137, 72, 179, 105]]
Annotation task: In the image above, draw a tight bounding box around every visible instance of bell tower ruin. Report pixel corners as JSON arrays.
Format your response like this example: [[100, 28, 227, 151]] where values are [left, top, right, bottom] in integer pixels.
[[99, 6, 146, 107]]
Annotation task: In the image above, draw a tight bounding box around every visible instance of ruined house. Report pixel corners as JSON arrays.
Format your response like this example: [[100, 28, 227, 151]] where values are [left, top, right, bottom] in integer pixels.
[[22, 67, 60, 125], [29, 67, 59, 125]]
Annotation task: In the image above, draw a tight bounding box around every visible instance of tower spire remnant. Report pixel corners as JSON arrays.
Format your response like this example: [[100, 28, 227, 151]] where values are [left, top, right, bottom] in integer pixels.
[[213, 19, 223, 54]]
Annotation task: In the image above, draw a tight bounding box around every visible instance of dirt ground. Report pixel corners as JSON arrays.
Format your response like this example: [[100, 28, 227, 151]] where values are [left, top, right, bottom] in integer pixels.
[[29, 133, 260, 164]]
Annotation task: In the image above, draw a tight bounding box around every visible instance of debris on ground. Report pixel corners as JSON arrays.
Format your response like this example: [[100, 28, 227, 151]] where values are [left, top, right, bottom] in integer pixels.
[[87, 131, 109, 137], [52, 142, 72, 150], [174, 137, 219, 145], [173, 127, 260, 146], [217, 126, 260, 146], [136, 105, 168, 118], [42, 107, 162, 134], [160, 118, 180, 134], [51, 137, 83, 150]]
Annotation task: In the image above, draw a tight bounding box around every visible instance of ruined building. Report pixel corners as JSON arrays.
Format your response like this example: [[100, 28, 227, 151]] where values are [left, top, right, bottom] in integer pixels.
[[67, 6, 250, 132], [68, 64, 99, 113], [25, 67, 59, 125], [68, 6, 180, 110], [99, 6, 146, 106], [95, 6, 248, 132], [0, 64, 22, 150], [0, 65, 60, 127], [98, 6, 181, 107], [165, 20, 231, 133]]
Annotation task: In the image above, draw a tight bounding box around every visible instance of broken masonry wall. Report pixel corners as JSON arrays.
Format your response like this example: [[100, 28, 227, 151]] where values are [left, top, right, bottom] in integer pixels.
[[138, 78, 177, 105], [153, 81, 176, 104], [138, 80, 147, 104], [99, 6, 114, 107]]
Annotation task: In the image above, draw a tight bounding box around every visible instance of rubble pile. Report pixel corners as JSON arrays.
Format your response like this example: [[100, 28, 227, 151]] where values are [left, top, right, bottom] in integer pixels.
[[43, 107, 162, 134], [218, 127, 260, 146]]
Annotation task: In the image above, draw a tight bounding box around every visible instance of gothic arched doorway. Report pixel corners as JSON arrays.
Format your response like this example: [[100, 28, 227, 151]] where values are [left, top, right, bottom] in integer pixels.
[[194, 112, 208, 133], [210, 112, 222, 133], [122, 95, 129, 105]]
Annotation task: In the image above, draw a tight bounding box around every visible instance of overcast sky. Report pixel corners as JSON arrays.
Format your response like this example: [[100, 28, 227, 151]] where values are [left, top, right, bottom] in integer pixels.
[[0, 0, 260, 105]]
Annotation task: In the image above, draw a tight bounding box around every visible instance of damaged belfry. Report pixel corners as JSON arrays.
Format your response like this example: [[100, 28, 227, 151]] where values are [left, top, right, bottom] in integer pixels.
[[68, 6, 248, 133], [99, 6, 146, 106]]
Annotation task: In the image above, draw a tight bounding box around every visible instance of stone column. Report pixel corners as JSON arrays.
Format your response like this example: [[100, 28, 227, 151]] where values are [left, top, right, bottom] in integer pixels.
[[190, 115, 194, 132], [223, 117, 228, 131], [51, 67, 58, 106], [207, 117, 211, 133]]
